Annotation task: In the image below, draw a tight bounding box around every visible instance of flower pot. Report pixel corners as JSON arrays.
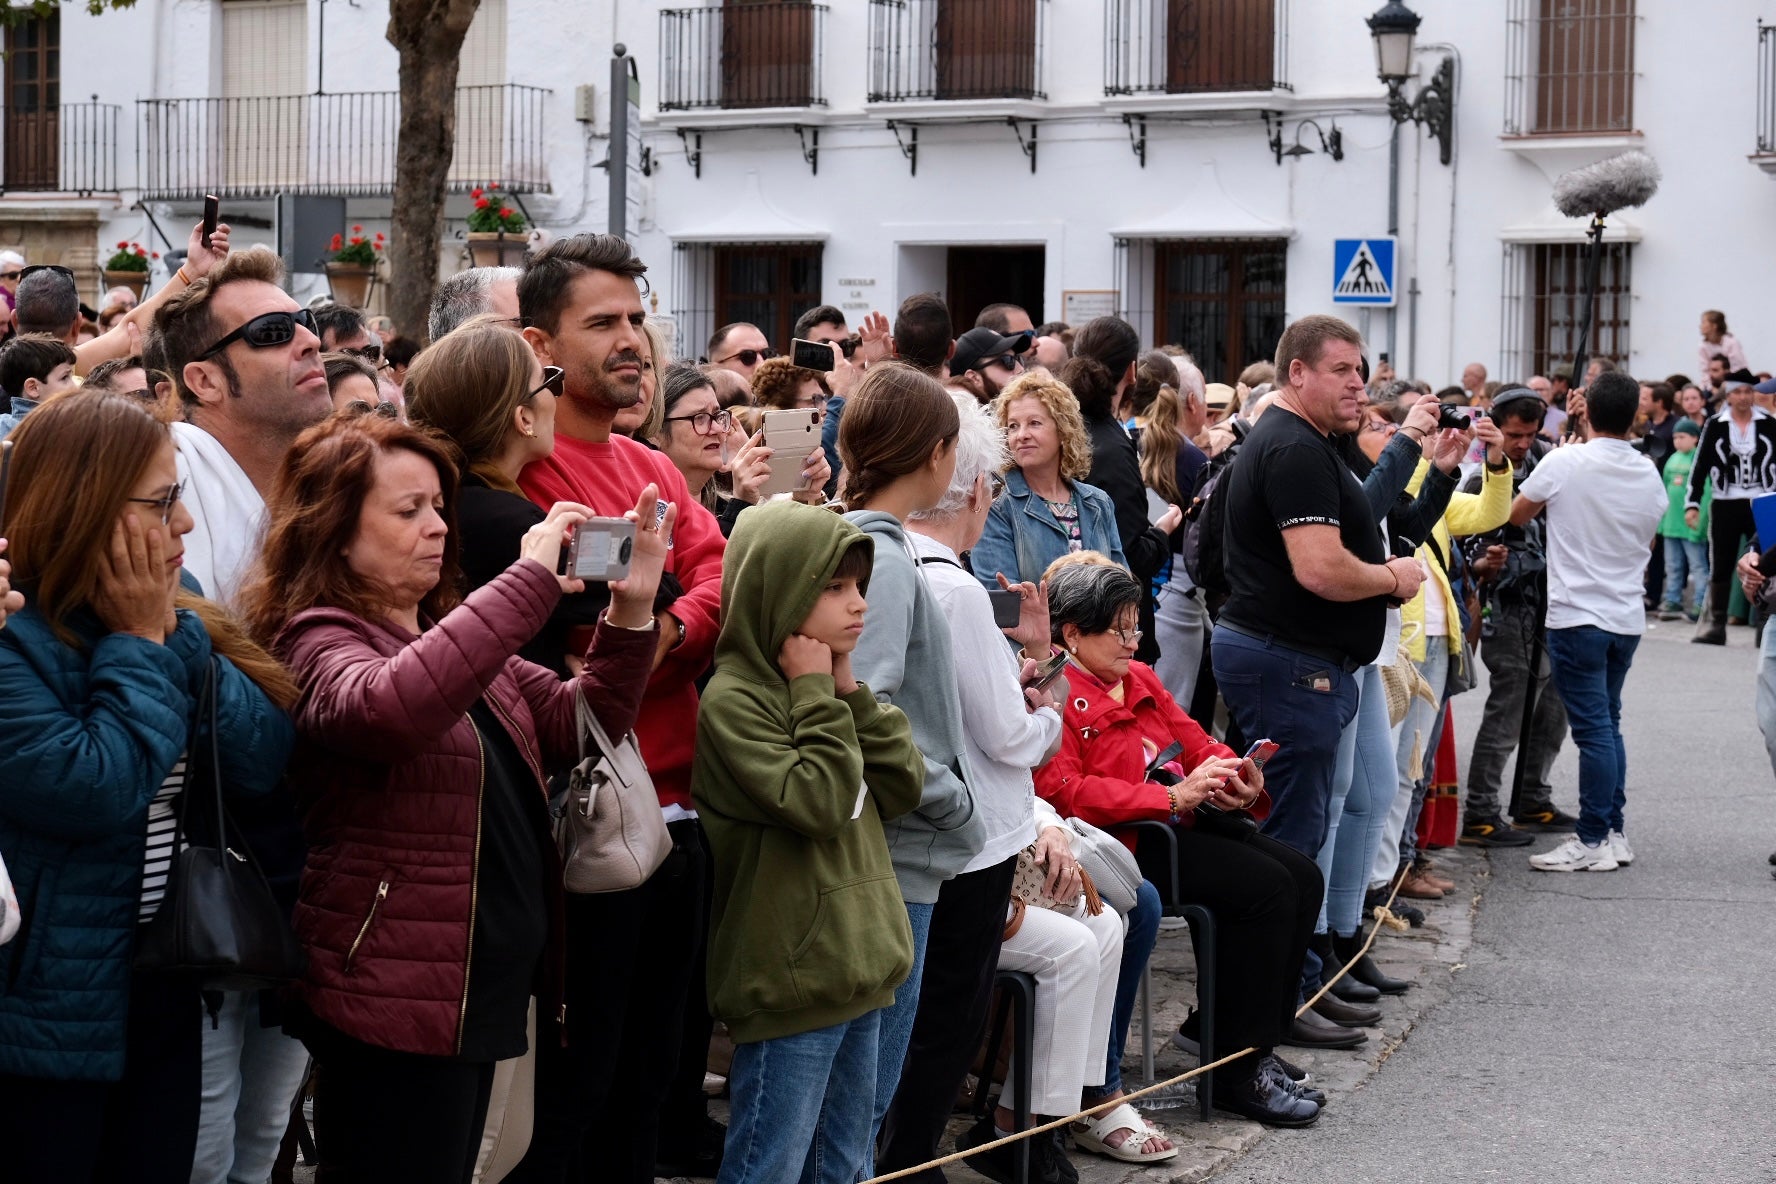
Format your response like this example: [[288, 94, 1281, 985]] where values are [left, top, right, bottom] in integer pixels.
[[465, 231, 528, 268], [102, 269, 148, 301], [324, 262, 377, 310]]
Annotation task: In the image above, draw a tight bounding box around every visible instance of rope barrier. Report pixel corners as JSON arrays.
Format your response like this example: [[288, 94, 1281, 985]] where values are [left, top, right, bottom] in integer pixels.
[[858, 870, 1411, 1184]]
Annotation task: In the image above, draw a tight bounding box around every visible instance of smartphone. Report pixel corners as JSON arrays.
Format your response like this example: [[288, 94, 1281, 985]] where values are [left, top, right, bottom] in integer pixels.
[[566, 517, 635, 582], [790, 338, 836, 373], [987, 588, 1022, 629], [201, 194, 220, 250], [1242, 738, 1280, 771], [759, 408, 821, 496], [1029, 651, 1070, 693], [0, 439, 12, 532], [1378, 352, 1390, 365]]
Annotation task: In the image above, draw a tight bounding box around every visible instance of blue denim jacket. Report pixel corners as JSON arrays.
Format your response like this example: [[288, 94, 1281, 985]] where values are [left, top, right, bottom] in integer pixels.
[[970, 469, 1127, 589], [0, 395, 38, 440]]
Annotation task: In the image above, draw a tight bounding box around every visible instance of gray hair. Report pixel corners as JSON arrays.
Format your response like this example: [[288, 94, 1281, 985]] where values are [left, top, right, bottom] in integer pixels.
[[15, 268, 78, 338], [0, 250, 24, 269], [908, 392, 1009, 522], [1045, 558, 1143, 643], [428, 266, 522, 342], [1171, 351, 1206, 402]]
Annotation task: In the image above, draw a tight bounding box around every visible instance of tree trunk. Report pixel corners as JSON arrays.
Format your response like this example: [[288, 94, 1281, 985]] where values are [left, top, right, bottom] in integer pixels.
[[386, 0, 480, 343]]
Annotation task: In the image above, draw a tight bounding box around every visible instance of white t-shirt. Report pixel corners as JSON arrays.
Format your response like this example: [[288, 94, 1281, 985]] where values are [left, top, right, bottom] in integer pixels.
[[170, 421, 265, 607], [1517, 438, 1667, 635]]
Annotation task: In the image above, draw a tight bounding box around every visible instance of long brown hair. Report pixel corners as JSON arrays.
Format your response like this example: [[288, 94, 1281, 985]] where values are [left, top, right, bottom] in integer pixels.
[[837, 362, 959, 512], [239, 414, 463, 647], [1138, 384, 1185, 504], [3, 391, 297, 707], [403, 317, 536, 492]]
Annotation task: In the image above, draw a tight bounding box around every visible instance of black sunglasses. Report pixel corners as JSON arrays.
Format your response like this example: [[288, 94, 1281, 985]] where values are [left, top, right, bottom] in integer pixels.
[[342, 343, 384, 365], [199, 309, 318, 359], [976, 353, 1025, 373], [715, 348, 776, 367], [838, 337, 860, 359], [529, 365, 565, 400], [19, 264, 74, 283]]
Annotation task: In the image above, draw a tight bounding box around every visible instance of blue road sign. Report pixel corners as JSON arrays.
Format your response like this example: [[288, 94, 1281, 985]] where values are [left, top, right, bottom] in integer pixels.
[[1332, 237, 1397, 307]]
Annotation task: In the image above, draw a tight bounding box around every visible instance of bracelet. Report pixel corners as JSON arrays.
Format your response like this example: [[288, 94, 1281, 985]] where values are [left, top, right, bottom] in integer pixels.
[[1165, 785, 1182, 823], [1401, 426, 1425, 442], [610, 614, 655, 632], [1386, 564, 1402, 596], [175, 266, 192, 286]]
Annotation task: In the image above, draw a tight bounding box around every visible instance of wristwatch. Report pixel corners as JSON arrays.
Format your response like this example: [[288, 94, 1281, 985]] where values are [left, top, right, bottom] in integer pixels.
[[665, 612, 686, 650]]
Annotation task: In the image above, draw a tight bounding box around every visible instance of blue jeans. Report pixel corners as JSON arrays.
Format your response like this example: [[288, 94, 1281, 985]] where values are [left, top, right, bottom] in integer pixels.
[[189, 990, 313, 1184], [868, 900, 934, 1145], [720, 1011, 882, 1184], [1320, 663, 1395, 941], [1212, 626, 1361, 988], [1544, 625, 1640, 845], [1661, 537, 1709, 609], [1085, 879, 1161, 1100]]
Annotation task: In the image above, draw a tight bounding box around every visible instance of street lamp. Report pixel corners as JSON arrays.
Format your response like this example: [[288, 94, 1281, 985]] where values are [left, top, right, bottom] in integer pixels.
[[1367, 0, 1454, 166]]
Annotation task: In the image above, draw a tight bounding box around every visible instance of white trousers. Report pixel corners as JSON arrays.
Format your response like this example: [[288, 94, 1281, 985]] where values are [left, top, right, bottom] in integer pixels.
[[995, 899, 1125, 1117]]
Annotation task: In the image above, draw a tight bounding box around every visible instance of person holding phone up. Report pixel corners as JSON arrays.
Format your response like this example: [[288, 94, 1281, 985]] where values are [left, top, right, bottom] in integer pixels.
[[1035, 556, 1327, 1130]]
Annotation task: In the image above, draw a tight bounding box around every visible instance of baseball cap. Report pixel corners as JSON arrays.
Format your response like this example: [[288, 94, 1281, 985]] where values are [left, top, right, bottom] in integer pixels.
[[950, 326, 1030, 376], [1549, 362, 1573, 380], [1754, 377, 1776, 395], [1673, 417, 1702, 436]]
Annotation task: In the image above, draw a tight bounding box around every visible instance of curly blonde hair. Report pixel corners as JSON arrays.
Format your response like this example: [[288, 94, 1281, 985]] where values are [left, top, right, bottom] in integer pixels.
[[992, 368, 1093, 482]]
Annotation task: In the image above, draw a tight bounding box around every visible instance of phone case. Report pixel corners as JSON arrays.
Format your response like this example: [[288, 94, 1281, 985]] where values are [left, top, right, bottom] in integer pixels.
[[761, 408, 822, 451], [759, 452, 812, 497]]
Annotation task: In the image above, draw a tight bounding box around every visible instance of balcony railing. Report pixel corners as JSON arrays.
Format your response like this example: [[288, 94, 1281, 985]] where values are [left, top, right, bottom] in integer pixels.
[[136, 84, 549, 201], [869, 0, 1049, 103], [1, 102, 121, 195], [1104, 0, 1290, 96], [1759, 21, 1776, 154], [659, 3, 829, 112], [1503, 0, 1635, 136]]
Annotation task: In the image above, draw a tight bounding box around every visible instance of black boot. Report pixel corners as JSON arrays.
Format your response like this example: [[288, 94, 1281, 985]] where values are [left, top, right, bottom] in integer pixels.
[[1332, 930, 1410, 995], [1309, 931, 1380, 1003]]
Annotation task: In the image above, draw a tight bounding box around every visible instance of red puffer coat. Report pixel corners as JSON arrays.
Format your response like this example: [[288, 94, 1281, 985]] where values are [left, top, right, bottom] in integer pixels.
[[275, 559, 655, 1057], [1034, 659, 1269, 838]]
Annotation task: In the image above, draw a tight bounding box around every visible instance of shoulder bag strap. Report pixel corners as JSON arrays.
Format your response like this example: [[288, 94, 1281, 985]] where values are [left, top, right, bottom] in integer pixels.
[[574, 688, 634, 790]]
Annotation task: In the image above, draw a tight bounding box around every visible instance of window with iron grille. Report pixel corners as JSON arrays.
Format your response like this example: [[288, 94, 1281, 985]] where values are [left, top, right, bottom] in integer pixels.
[[672, 242, 823, 361], [1104, 0, 1290, 96], [1504, 0, 1635, 135], [1500, 241, 1632, 382], [1149, 239, 1287, 386]]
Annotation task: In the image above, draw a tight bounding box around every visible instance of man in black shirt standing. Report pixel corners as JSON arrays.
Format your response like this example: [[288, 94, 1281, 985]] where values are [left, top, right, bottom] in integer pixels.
[[1211, 314, 1426, 865]]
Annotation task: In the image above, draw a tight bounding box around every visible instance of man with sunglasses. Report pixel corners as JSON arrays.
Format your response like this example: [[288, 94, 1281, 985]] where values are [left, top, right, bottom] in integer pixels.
[[706, 321, 774, 381], [0, 249, 23, 316], [947, 325, 1030, 406]]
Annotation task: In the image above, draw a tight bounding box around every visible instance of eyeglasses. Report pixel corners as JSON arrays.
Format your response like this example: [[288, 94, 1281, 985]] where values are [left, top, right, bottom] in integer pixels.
[[126, 483, 184, 524], [122, 387, 156, 403], [199, 309, 318, 360], [989, 474, 1006, 499], [342, 343, 383, 365], [664, 408, 733, 436], [528, 366, 565, 400], [977, 353, 1025, 373], [1111, 627, 1144, 648], [1359, 419, 1396, 436], [0, 270, 19, 282], [714, 348, 776, 368]]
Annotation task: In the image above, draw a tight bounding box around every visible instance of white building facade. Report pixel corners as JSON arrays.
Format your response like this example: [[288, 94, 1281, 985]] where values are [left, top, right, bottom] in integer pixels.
[[3, 0, 1772, 386]]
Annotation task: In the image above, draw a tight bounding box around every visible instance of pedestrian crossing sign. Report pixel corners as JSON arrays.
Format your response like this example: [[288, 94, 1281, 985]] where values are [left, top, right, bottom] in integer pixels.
[[1332, 237, 1397, 307]]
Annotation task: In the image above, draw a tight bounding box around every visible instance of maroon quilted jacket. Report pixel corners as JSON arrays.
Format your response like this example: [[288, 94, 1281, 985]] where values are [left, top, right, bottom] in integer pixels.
[[275, 559, 656, 1057]]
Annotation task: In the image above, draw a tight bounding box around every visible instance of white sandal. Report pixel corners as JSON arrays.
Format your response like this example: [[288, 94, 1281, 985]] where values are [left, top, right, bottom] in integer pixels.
[[1071, 1101, 1178, 1164]]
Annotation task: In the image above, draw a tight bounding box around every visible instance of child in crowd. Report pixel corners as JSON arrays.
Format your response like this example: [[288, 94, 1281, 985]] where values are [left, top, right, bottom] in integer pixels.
[[692, 499, 925, 1184], [1659, 417, 1711, 621], [0, 333, 79, 439]]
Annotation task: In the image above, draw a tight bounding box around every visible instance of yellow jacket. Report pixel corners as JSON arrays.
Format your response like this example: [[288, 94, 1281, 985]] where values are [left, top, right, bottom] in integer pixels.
[[1401, 459, 1512, 663]]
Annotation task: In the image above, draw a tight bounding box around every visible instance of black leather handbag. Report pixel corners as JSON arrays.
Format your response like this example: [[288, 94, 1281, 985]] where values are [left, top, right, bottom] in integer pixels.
[[135, 659, 306, 991]]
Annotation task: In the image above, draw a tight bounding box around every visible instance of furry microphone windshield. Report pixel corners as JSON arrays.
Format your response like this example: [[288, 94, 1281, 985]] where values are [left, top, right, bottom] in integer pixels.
[[1553, 150, 1661, 218]]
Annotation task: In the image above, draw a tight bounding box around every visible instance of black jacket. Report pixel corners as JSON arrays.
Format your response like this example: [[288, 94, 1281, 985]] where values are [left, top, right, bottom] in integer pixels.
[[1084, 412, 1168, 663], [1686, 407, 1776, 508]]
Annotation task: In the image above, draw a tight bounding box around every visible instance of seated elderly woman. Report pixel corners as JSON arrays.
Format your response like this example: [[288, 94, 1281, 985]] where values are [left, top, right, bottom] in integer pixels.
[[904, 394, 1171, 1175], [1033, 556, 1327, 1129], [971, 368, 1126, 591]]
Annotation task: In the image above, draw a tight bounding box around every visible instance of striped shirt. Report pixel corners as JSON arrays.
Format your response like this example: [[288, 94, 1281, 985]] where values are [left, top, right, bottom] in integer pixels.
[[139, 757, 187, 922]]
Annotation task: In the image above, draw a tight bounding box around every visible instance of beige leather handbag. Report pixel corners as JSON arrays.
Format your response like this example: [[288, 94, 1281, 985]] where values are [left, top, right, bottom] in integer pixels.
[[555, 692, 672, 894]]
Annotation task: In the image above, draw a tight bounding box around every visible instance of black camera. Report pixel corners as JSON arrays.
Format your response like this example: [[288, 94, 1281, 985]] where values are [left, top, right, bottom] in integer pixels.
[[1436, 404, 1471, 430]]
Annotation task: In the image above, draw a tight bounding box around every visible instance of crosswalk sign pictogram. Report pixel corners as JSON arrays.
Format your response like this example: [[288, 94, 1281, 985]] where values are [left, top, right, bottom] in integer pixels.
[[1332, 237, 1397, 307]]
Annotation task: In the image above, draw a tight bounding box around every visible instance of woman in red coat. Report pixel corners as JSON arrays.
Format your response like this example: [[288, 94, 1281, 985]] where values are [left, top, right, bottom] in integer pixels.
[[1033, 557, 1326, 1129], [238, 413, 671, 1184]]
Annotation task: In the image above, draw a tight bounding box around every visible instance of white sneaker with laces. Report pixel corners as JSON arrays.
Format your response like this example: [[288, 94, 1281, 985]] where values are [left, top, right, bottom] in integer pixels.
[[1609, 830, 1634, 866], [1529, 836, 1619, 873]]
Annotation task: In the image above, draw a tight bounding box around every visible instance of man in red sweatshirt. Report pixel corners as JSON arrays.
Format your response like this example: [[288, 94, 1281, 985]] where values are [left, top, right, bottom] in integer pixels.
[[509, 234, 727, 1183]]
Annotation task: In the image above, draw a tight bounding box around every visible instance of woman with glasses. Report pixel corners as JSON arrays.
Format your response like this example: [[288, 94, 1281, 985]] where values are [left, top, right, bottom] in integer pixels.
[[971, 368, 1128, 593], [0, 392, 296, 1184], [1034, 555, 1328, 1130], [322, 351, 385, 414]]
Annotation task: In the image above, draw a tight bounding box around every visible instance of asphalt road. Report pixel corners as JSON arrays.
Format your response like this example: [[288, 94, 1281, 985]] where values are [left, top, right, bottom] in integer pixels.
[[1211, 618, 1776, 1183]]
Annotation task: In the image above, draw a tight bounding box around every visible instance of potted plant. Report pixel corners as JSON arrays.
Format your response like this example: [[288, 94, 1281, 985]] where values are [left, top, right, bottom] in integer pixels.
[[102, 241, 155, 301], [324, 225, 383, 309], [465, 184, 529, 267]]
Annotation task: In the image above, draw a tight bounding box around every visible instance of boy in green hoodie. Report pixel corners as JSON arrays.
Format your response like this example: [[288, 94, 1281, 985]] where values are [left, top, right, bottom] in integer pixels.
[[1658, 417, 1711, 621], [692, 499, 925, 1184]]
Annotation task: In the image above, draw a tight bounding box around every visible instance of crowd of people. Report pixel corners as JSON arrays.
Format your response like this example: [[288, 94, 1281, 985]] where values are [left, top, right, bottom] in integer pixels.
[[0, 224, 1763, 1184]]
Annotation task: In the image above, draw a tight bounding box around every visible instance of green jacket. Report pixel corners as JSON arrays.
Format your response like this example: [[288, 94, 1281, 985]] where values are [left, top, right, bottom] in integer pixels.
[[692, 501, 924, 1044], [1660, 449, 1710, 540]]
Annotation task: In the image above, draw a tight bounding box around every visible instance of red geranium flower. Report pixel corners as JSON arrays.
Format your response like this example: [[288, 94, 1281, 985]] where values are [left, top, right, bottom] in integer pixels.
[[117, 240, 128, 248], [475, 197, 490, 209], [373, 242, 383, 251], [351, 224, 363, 233], [350, 236, 364, 245], [330, 234, 343, 250], [499, 207, 512, 218], [471, 187, 484, 199], [135, 248, 146, 257], [152, 252, 161, 259]]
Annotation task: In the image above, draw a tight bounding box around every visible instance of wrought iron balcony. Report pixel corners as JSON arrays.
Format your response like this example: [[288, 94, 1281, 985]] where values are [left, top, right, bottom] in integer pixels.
[[659, 3, 829, 112], [1104, 0, 1290, 96], [0, 101, 121, 195], [135, 84, 549, 201], [869, 0, 1050, 103]]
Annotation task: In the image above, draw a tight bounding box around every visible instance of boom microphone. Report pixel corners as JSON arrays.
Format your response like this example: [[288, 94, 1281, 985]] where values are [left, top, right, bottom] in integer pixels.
[[1553, 149, 1661, 218]]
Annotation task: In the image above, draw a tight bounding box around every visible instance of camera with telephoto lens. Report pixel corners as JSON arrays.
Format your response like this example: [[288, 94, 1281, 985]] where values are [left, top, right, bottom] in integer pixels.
[[1437, 404, 1476, 430], [566, 518, 635, 582]]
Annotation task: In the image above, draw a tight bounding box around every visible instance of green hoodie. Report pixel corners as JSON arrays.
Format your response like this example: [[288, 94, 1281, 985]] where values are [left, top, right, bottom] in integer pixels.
[[692, 500, 925, 1044]]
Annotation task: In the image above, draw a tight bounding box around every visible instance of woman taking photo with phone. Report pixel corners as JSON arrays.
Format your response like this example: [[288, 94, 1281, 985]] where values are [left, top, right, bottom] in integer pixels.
[[0, 392, 296, 1184], [1035, 556, 1326, 1130], [238, 412, 670, 1184]]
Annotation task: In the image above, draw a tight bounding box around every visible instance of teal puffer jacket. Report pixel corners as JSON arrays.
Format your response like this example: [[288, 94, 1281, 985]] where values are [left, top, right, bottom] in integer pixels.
[[0, 606, 294, 1082]]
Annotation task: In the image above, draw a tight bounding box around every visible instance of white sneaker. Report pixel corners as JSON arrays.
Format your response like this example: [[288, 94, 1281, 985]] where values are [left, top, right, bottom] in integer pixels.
[[1529, 836, 1619, 873], [1609, 830, 1634, 866]]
